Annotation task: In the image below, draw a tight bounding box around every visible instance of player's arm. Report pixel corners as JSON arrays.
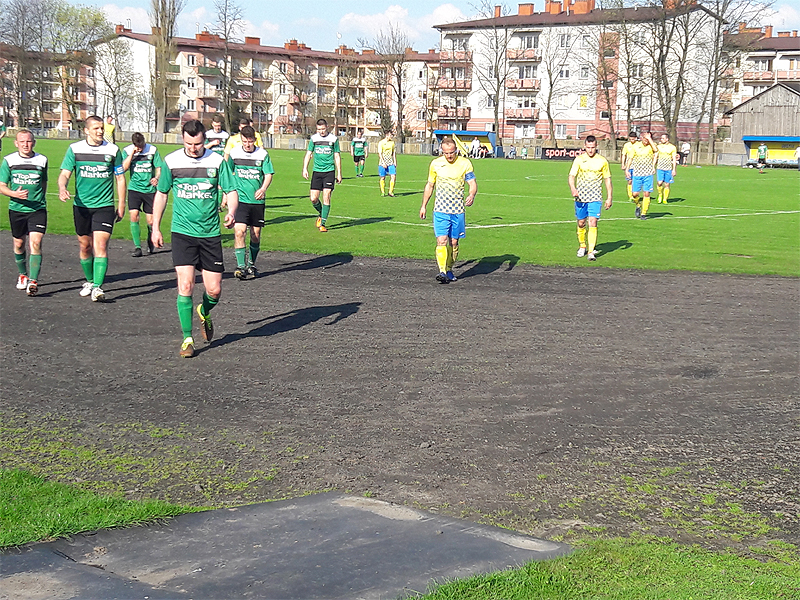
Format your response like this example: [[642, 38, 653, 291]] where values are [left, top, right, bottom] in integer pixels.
[[115, 173, 127, 220], [603, 175, 613, 210], [222, 190, 238, 228], [122, 148, 135, 172], [568, 173, 579, 199], [465, 177, 477, 207], [420, 181, 435, 219], [58, 169, 73, 201], [204, 137, 219, 150], [151, 166, 161, 187], [302, 150, 312, 179], [334, 150, 342, 184], [255, 174, 273, 200], [0, 162, 27, 199], [152, 191, 168, 248]]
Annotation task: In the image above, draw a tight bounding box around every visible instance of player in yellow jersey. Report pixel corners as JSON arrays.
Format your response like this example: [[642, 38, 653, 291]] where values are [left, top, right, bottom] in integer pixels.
[[377, 130, 397, 197], [655, 133, 678, 204], [568, 135, 613, 261], [629, 131, 656, 220], [620, 130, 638, 204], [420, 137, 477, 283]]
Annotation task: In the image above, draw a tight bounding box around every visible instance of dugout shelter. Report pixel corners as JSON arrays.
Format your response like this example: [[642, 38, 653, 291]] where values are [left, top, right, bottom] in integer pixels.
[[433, 130, 498, 157]]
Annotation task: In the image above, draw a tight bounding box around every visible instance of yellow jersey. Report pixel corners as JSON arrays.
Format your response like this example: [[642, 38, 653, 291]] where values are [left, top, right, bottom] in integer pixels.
[[622, 141, 637, 168], [629, 142, 656, 177], [223, 131, 264, 154], [569, 153, 610, 203], [428, 156, 476, 214], [377, 138, 396, 167], [655, 143, 678, 171]]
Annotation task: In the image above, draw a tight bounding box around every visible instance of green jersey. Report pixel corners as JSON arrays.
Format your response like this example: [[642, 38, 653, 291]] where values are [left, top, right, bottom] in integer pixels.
[[757, 144, 768, 159], [307, 133, 340, 173], [352, 137, 367, 157], [124, 143, 162, 193], [227, 145, 274, 205], [206, 129, 229, 155], [158, 148, 235, 238], [0, 151, 48, 212], [60, 140, 125, 208]]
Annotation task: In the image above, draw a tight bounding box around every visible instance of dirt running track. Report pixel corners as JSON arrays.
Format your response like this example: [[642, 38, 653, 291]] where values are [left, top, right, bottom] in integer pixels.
[[1, 234, 798, 550]]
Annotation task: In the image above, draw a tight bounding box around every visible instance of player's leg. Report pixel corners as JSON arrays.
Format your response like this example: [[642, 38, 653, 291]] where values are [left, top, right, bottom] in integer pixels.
[[432, 212, 451, 283], [128, 191, 143, 256], [354, 153, 360, 176], [631, 178, 642, 218], [73, 206, 95, 295], [26, 228, 44, 295], [249, 225, 262, 273], [575, 200, 588, 257], [246, 204, 265, 277], [10, 212, 28, 289], [87, 207, 115, 301], [587, 211, 600, 261], [656, 176, 663, 203], [662, 171, 673, 203], [175, 264, 197, 357], [142, 194, 156, 254], [445, 213, 465, 281], [388, 169, 396, 197], [233, 221, 248, 279], [195, 237, 224, 345], [627, 169, 634, 203], [319, 176, 333, 231], [379, 175, 386, 196], [310, 180, 323, 228]]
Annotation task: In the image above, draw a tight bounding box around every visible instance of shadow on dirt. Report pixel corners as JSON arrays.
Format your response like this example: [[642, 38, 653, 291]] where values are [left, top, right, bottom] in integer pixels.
[[211, 302, 362, 348], [328, 217, 392, 230], [261, 253, 354, 276], [458, 254, 520, 278]]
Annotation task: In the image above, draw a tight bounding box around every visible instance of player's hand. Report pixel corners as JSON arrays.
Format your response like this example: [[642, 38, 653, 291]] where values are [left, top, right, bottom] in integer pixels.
[[149, 177, 159, 186], [223, 212, 235, 229], [59, 189, 70, 202], [255, 188, 265, 200], [465, 195, 474, 207], [302, 168, 309, 180], [116, 208, 125, 222], [336, 173, 342, 184], [152, 230, 164, 249], [419, 206, 427, 219], [605, 199, 612, 210], [12, 188, 29, 200]]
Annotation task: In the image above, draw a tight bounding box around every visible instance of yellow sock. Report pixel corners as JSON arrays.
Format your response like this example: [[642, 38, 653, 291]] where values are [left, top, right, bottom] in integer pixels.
[[379, 180, 385, 194], [389, 179, 395, 194], [642, 196, 651, 215], [657, 185, 662, 202], [588, 227, 598, 253], [435, 245, 448, 273], [445, 244, 454, 271], [452, 244, 459, 266], [577, 226, 587, 247], [627, 182, 633, 202], [663, 187, 670, 203]]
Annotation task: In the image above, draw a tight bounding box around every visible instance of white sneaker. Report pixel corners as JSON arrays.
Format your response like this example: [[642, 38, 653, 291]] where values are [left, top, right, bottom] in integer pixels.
[[587, 251, 597, 261], [16, 274, 29, 290], [79, 281, 94, 297], [90, 286, 105, 302], [576, 247, 587, 258]]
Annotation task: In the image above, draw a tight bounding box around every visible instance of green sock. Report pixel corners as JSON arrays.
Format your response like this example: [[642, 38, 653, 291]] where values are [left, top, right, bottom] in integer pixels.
[[130, 221, 141, 248], [93, 257, 108, 287], [321, 203, 331, 225], [234, 247, 247, 269], [249, 242, 260, 265], [312, 200, 322, 215], [14, 252, 27, 275], [177, 294, 193, 338], [80, 257, 94, 282], [29, 254, 42, 280], [202, 292, 219, 315]]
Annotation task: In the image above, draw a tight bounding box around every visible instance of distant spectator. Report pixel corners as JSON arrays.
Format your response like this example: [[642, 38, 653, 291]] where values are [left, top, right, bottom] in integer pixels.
[[794, 145, 800, 171], [507, 146, 517, 159], [470, 136, 480, 158], [680, 140, 690, 165], [521, 146, 528, 159]]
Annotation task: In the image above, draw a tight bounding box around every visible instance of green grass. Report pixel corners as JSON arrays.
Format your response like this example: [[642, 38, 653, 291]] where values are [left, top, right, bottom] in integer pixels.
[[2, 139, 798, 276], [0, 469, 198, 548], [415, 536, 800, 599]]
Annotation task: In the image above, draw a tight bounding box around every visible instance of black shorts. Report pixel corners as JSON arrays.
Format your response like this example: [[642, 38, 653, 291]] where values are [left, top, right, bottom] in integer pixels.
[[310, 170, 335, 191], [9, 209, 47, 239], [128, 190, 155, 214], [353, 154, 365, 163], [171, 232, 224, 273], [235, 203, 265, 227], [73, 205, 116, 237]]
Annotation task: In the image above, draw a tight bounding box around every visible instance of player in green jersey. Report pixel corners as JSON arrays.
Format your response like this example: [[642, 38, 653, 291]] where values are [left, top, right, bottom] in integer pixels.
[[152, 119, 238, 358], [227, 125, 274, 280], [302, 119, 341, 232], [0, 130, 48, 296], [204, 115, 229, 156], [351, 128, 368, 177], [58, 115, 127, 302], [123, 132, 162, 256]]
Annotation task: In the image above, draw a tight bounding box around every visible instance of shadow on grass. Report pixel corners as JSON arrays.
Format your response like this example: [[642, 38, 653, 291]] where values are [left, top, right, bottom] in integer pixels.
[[211, 302, 361, 348], [595, 239, 633, 256], [328, 217, 392, 230], [263, 214, 313, 227], [458, 254, 520, 278], [643, 212, 672, 219]]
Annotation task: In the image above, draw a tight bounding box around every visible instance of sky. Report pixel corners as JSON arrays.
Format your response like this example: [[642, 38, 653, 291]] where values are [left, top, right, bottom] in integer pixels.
[[89, 1, 800, 53]]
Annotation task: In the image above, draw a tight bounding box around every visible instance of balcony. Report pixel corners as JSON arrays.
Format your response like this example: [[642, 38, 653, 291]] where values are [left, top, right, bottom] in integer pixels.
[[440, 50, 472, 62], [42, 111, 61, 121], [199, 87, 222, 98], [437, 106, 471, 119], [198, 66, 221, 77], [318, 95, 336, 106], [252, 71, 272, 81], [505, 78, 541, 90], [742, 69, 800, 82], [289, 93, 307, 105], [504, 107, 539, 121], [436, 78, 472, 90], [317, 73, 336, 85], [506, 48, 540, 61], [274, 114, 301, 126]]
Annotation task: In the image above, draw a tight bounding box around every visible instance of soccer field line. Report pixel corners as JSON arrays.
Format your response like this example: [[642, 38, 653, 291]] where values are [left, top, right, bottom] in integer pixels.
[[264, 207, 799, 229]]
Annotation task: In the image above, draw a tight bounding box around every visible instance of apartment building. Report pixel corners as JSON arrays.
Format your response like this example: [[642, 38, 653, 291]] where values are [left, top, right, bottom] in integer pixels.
[[435, 0, 726, 141]]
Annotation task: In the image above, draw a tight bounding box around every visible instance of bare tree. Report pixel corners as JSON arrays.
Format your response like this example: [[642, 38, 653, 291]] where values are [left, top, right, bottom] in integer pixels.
[[359, 23, 411, 140], [150, 0, 186, 133], [212, 0, 246, 129], [94, 36, 141, 129], [538, 26, 576, 147], [470, 1, 518, 147]]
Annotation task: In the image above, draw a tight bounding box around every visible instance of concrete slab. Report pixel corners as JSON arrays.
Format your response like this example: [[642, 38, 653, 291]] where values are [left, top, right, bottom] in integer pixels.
[[2, 493, 570, 599]]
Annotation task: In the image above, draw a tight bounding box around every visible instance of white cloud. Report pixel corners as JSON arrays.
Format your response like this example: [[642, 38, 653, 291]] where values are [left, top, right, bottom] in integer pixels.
[[769, 3, 800, 31], [244, 20, 282, 46], [102, 4, 150, 33]]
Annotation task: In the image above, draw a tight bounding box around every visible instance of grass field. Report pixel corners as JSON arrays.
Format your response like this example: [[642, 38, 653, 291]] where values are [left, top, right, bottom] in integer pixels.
[[1, 138, 798, 276]]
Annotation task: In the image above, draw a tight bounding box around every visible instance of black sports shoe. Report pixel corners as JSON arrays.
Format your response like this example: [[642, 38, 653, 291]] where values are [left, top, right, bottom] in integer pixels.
[[436, 272, 450, 284], [634, 206, 642, 219], [132, 247, 143, 257], [639, 214, 648, 220], [196, 304, 214, 342], [246, 265, 258, 280], [147, 237, 155, 254], [234, 267, 247, 280]]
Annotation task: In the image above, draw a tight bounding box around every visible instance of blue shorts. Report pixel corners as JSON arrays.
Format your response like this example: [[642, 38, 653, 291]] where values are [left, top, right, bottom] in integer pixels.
[[433, 212, 466, 239], [378, 165, 397, 177], [657, 169, 674, 184], [632, 175, 654, 194], [575, 201, 602, 221], [626, 168, 633, 180]]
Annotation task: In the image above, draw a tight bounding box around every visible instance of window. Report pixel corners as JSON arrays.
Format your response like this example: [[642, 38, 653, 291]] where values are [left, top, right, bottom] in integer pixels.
[[419, 70, 424, 78], [559, 34, 571, 48], [187, 54, 196, 66], [630, 94, 642, 108], [69, 68, 77, 77], [555, 124, 567, 139], [734, 82, 740, 92], [338, 108, 347, 118], [577, 125, 587, 136], [558, 94, 569, 107], [600, 110, 610, 119], [186, 99, 195, 110], [280, 62, 287, 73], [187, 77, 196, 89], [519, 64, 537, 79], [417, 110, 425, 120], [580, 65, 590, 79], [581, 35, 590, 48], [488, 64, 494, 78], [521, 34, 539, 49], [86, 68, 94, 78], [753, 58, 771, 71], [603, 47, 616, 58], [487, 94, 496, 108], [452, 37, 469, 51], [516, 95, 534, 108], [559, 68, 570, 79], [580, 95, 588, 108], [279, 84, 286, 94], [279, 104, 287, 115], [602, 79, 614, 88], [630, 64, 644, 78], [455, 67, 466, 79]]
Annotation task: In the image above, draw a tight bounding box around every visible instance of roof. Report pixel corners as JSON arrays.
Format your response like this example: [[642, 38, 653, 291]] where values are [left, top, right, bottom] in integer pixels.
[[724, 82, 800, 115], [435, 4, 722, 31], [724, 32, 800, 53], [742, 135, 800, 142]]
